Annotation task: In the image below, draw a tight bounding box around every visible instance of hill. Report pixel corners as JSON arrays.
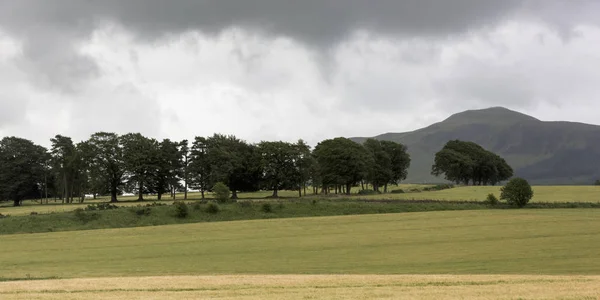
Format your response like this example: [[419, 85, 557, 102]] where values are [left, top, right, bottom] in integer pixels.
[[352, 107, 600, 184]]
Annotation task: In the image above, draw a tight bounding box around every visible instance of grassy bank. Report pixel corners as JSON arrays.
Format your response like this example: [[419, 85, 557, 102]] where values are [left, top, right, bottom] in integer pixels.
[[1, 199, 599, 235]]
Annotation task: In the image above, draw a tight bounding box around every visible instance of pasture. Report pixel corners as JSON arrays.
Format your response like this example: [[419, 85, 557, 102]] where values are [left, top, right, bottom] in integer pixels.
[[2, 209, 599, 279], [1, 184, 598, 216], [1, 275, 599, 299]]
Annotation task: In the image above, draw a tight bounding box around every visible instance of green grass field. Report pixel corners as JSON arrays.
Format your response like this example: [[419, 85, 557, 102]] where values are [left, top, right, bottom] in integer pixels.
[[2, 209, 599, 279], [2, 185, 598, 216]]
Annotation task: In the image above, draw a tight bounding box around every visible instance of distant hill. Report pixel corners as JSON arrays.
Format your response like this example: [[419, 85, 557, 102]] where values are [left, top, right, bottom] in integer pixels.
[[351, 107, 600, 185]]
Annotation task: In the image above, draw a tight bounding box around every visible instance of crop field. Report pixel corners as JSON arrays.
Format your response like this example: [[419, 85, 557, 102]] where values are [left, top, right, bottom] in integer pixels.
[[1, 275, 599, 299], [2, 209, 599, 299], [2, 209, 599, 278]]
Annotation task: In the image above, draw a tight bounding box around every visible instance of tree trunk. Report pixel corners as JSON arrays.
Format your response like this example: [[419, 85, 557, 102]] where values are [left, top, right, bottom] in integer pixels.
[[303, 183, 306, 196], [184, 183, 188, 200], [201, 190, 205, 199], [138, 181, 144, 201], [361, 181, 365, 190], [110, 185, 118, 203], [231, 190, 238, 199], [158, 193, 162, 200], [13, 199, 21, 207], [273, 188, 279, 198], [346, 183, 352, 195], [298, 186, 302, 197], [384, 184, 388, 193]]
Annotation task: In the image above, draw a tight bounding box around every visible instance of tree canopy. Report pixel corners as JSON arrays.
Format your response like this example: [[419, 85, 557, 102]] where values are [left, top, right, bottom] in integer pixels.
[[431, 140, 513, 185]]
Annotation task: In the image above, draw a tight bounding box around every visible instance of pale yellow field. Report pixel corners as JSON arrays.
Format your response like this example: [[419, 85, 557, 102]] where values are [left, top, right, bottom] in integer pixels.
[[1, 275, 598, 300]]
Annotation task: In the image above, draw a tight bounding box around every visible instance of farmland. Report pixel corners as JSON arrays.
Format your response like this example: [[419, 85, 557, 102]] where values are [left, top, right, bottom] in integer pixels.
[[1, 184, 599, 217], [1, 209, 599, 299]]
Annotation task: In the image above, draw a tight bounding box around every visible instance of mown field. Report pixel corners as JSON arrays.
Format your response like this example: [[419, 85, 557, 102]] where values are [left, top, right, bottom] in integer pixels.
[[1, 184, 598, 216], [2, 209, 599, 279], [2, 275, 599, 299]]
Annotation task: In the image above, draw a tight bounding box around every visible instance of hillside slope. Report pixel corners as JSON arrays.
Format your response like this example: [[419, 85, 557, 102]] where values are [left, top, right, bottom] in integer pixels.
[[352, 107, 600, 184]]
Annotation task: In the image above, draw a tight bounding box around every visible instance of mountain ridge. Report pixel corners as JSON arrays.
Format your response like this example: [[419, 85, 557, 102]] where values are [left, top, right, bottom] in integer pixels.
[[351, 107, 600, 184]]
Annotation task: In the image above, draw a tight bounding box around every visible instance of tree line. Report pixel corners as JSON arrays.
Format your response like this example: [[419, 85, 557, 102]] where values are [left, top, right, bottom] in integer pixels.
[[0, 133, 516, 207], [0, 134, 414, 206]]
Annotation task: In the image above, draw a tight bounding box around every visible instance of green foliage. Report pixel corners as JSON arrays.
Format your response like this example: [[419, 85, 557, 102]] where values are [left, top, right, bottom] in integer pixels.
[[212, 182, 231, 203], [83, 132, 126, 202], [486, 193, 499, 205], [431, 140, 513, 186], [501, 178, 534, 207], [595, 180, 600, 186], [363, 139, 411, 192], [205, 202, 220, 214], [85, 203, 119, 211], [130, 207, 152, 216], [173, 201, 189, 218], [258, 141, 303, 197], [422, 184, 455, 192], [357, 189, 380, 195], [0, 137, 49, 206], [390, 189, 405, 194], [192, 202, 203, 211], [261, 202, 273, 213], [73, 208, 99, 223], [313, 137, 372, 195]]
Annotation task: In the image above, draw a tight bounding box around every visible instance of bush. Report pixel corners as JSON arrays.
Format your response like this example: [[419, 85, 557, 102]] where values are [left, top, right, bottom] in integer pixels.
[[145, 202, 167, 207], [500, 177, 534, 208], [390, 189, 405, 194], [357, 189, 380, 195], [86, 203, 119, 211], [206, 202, 220, 214], [30, 212, 39, 215], [213, 182, 231, 203], [173, 201, 189, 218], [261, 202, 273, 213], [486, 193, 499, 205], [130, 207, 152, 216], [595, 179, 600, 186], [192, 202, 203, 211], [423, 184, 455, 192], [73, 208, 99, 223]]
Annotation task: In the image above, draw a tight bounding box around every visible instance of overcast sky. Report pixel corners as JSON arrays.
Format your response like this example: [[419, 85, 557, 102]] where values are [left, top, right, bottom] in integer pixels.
[[1, 0, 599, 147]]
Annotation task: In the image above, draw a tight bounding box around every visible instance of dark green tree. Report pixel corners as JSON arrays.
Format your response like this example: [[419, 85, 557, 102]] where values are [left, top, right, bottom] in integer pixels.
[[50, 135, 77, 203], [154, 139, 183, 200], [313, 137, 371, 195], [363, 139, 392, 192], [380, 140, 411, 190], [0, 137, 48, 206], [189, 136, 211, 199], [500, 177, 533, 207], [84, 132, 125, 203], [121, 133, 160, 201], [258, 141, 299, 197]]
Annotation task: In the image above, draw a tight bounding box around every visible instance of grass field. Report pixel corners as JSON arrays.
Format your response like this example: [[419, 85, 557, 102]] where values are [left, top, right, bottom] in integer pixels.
[[2, 209, 599, 279], [1, 185, 599, 216], [1, 275, 599, 299]]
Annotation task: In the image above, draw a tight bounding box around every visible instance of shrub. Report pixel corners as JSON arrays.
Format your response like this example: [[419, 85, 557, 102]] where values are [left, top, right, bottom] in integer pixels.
[[145, 202, 167, 207], [261, 202, 273, 213], [173, 201, 189, 218], [390, 189, 405, 194], [86, 203, 119, 211], [500, 177, 534, 208], [595, 179, 600, 186], [357, 189, 380, 195], [206, 202, 220, 214], [73, 208, 99, 223], [213, 182, 231, 203], [311, 199, 318, 205], [423, 184, 455, 192], [30, 212, 39, 215], [130, 207, 152, 216], [192, 202, 202, 211], [486, 193, 499, 205]]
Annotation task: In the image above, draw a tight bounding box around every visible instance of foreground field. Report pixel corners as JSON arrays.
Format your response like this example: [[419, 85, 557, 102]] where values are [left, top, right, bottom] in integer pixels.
[[1, 209, 599, 279], [1, 275, 599, 300]]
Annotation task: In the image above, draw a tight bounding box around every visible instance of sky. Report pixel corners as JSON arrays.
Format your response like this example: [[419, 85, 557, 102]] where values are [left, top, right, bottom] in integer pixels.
[[1, 0, 599, 147]]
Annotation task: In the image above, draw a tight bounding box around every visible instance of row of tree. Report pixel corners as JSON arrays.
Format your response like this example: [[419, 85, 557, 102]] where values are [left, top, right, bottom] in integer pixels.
[[0, 133, 413, 206]]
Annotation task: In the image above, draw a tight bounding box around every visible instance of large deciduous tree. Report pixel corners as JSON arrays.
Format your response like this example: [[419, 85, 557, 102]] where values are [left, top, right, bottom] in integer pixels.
[[258, 141, 299, 197], [0, 137, 48, 206], [431, 140, 513, 185], [84, 132, 125, 202], [121, 133, 160, 201], [313, 137, 372, 195]]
